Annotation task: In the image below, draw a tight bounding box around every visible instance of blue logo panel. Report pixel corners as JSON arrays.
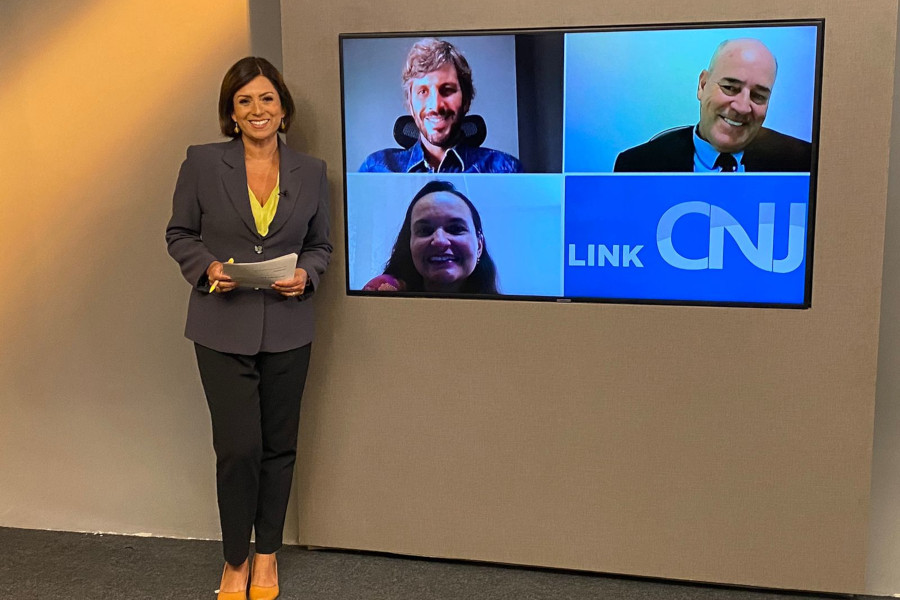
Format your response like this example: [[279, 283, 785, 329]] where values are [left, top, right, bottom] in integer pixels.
[[563, 175, 810, 304]]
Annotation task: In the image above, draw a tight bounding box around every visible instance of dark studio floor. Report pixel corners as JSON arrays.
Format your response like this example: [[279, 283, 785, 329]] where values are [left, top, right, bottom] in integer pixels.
[[0, 526, 880, 600]]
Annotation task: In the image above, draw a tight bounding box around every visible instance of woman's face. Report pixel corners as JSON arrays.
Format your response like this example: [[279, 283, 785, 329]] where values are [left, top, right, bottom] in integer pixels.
[[409, 191, 483, 292], [231, 75, 285, 143]]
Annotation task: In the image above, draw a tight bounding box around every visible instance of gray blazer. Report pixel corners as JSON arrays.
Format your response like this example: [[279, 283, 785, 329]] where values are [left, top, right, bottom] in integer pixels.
[[166, 137, 332, 355]]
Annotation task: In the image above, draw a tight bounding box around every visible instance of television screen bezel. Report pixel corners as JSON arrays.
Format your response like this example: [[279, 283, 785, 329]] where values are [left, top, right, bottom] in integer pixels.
[[338, 18, 824, 309]]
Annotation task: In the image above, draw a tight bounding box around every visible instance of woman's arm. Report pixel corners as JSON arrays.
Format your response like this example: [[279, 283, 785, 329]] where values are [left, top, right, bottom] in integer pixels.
[[165, 147, 219, 290], [295, 162, 333, 296]]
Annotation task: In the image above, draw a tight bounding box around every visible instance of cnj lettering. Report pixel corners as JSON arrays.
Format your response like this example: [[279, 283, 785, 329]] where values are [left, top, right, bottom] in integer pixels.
[[656, 201, 805, 273]]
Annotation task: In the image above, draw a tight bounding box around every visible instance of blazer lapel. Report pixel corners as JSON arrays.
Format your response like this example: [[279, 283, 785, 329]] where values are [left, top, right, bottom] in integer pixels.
[[266, 138, 304, 238], [675, 126, 696, 172], [221, 138, 258, 236]]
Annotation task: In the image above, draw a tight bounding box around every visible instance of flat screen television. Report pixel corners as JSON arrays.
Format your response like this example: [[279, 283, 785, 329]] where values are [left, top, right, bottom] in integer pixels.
[[339, 19, 823, 307]]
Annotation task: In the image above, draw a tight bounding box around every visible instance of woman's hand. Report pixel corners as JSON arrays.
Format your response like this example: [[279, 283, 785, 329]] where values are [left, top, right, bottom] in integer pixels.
[[362, 274, 405, 292], [272, 268, 308, 298], [207, 261, 237, 293]]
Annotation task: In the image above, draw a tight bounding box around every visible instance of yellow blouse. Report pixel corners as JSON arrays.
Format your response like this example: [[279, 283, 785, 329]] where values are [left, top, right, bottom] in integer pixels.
[[248, 175, 279, 236]]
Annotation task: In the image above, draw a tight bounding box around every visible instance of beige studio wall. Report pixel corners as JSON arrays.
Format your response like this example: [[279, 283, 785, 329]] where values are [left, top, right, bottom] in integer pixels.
[[2, 0, 900, 596], [282, 0, 899, 595], [867, 3, 900, 594], [0, 0, 255, 541]]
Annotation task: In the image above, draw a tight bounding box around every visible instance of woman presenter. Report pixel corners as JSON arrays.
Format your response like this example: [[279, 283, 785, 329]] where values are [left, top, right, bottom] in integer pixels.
[[166, 56, 331, 600]]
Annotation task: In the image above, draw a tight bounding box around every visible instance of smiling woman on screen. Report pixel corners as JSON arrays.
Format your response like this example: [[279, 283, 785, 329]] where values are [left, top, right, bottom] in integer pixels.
[[364, 180, 499, 294]]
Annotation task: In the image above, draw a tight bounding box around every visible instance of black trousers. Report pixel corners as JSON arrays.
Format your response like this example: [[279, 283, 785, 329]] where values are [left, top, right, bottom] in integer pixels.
[[194, 343, 311, 566]]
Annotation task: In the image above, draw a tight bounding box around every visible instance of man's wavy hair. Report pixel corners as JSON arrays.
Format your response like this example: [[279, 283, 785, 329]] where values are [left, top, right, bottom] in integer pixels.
[[401, 38, 475, 115]]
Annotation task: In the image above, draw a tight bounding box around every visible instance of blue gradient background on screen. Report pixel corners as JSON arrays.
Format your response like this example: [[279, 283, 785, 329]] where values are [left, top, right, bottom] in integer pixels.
[[564, 25, 819, 173], [347, 174, 564, 296], [563, 174, 810, 304]]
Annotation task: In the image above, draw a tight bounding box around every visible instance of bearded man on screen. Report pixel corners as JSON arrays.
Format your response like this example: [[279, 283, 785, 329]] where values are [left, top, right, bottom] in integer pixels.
[[359, 38, 523, 173]]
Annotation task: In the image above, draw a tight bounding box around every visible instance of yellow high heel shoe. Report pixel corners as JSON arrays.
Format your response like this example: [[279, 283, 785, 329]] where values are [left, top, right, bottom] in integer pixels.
[[248, 558, 279, 600], [217, 563, 249, 600]]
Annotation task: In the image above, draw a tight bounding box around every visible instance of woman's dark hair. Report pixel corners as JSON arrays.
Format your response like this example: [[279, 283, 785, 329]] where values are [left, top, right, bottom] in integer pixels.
[[218, 57, 296, 138], [383, 180, 499, 294]]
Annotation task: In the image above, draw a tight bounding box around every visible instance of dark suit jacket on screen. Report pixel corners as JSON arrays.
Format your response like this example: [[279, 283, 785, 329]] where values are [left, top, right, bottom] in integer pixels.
[[613, 125, 812, 173], [166, 138, 332, 355]]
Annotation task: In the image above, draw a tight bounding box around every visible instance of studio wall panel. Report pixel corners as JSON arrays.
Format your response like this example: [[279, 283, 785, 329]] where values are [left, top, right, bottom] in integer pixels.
[[281, 0, 897, 593], [867, 5, 900, 595]]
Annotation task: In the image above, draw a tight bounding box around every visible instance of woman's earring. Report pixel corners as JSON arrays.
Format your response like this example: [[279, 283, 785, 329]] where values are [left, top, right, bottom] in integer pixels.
[[233, 121, 240, 134], [280, 118, 286, 131]]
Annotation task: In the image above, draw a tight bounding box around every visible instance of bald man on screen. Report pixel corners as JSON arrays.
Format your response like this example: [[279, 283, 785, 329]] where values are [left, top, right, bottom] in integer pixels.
[[614, 38, 811, 173]]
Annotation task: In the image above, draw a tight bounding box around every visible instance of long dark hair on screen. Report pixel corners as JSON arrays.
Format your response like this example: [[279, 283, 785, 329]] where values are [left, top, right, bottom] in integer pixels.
[[383, 181, 499, 294]]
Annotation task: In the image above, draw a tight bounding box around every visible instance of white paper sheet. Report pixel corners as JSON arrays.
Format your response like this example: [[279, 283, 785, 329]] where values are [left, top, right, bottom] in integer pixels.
[[222, 253, 298, 287]]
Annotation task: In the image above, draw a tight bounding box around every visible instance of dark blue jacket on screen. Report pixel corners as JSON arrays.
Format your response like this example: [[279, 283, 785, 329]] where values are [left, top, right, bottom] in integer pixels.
[[359, 142, 523, 173], [613, 125, 812, 173]]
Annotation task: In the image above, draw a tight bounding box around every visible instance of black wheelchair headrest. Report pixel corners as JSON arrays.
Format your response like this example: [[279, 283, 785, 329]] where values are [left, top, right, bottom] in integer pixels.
[[393, 114, 487, 149]]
